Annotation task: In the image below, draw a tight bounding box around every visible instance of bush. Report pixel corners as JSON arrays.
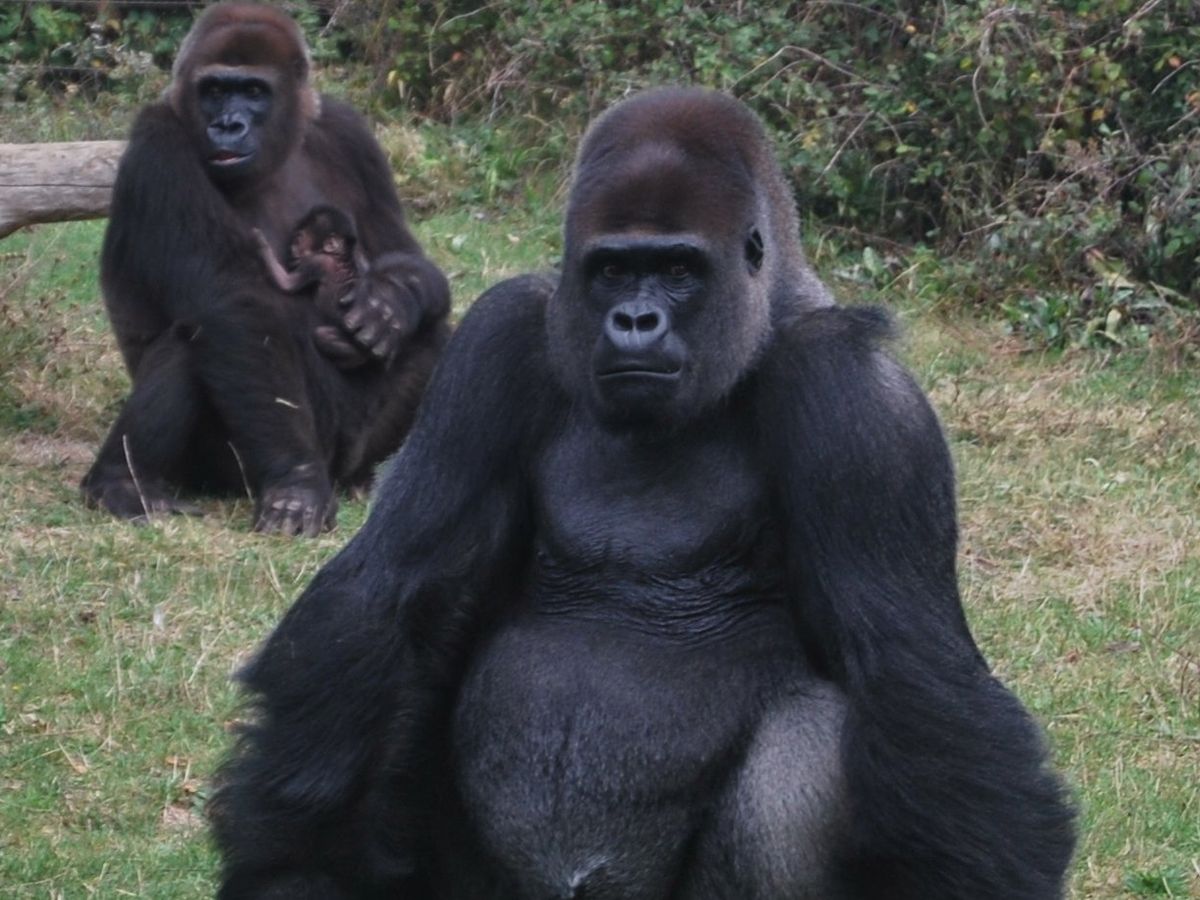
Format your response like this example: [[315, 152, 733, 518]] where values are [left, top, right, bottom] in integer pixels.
[[0, 2, 191, 98], [5, 1, 1196, 345], [342, 0, 1199, 344]]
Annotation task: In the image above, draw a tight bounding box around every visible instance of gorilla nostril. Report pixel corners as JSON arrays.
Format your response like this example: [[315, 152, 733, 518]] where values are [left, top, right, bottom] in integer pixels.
[[634, 312, 659, 332], [613, 311, 635, 332]]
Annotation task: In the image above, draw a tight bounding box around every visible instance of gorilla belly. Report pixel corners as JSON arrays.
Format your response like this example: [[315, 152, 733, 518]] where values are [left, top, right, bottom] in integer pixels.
[[450, 607, 804, 899]]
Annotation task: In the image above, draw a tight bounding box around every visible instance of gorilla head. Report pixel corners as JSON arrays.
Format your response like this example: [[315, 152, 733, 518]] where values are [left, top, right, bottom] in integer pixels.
[[547, 87, 831, 428], [169, 4, 318, 184]]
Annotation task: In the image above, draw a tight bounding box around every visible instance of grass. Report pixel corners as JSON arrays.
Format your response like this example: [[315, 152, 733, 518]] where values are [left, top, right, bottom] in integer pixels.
[[1, 154, 1198, 898]]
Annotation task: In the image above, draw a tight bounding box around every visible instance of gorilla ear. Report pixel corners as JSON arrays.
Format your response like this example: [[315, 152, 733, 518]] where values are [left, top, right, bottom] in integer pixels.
[[745, 227, 765, 274]]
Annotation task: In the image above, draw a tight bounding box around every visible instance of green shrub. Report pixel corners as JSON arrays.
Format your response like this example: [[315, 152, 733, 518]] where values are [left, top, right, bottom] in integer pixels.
[[5, 1, 1196, 345], [341, 0, 1199, 343], [0, 2, 190, 98]]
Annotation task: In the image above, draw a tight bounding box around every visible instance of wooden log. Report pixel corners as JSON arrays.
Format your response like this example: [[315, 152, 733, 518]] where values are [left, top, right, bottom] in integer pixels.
[[0, 141, 127, 239]]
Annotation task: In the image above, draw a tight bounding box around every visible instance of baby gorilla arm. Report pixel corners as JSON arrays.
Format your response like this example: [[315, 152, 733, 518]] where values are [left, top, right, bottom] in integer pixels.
[[252, 228, 312, 293]]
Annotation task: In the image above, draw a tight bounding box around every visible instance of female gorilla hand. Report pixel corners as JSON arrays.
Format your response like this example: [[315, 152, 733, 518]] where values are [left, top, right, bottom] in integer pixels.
[[316, 251, 436, 369]]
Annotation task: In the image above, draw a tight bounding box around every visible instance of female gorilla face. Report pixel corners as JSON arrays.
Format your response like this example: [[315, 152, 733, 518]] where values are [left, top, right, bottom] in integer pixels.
[[194, 69, 277, 181]]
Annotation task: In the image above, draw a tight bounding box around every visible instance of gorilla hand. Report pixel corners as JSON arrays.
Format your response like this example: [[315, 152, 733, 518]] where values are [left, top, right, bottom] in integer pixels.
[[330, 254, 423, 366]]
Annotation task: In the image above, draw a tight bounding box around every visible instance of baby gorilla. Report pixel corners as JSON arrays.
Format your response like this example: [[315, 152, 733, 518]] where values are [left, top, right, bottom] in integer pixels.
[[254, 206, 376, 369]]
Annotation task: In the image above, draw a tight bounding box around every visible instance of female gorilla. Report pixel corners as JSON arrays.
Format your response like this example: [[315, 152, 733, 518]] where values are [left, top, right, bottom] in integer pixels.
[[214, 88, 1075, 897], [82, 4, 449, 535]]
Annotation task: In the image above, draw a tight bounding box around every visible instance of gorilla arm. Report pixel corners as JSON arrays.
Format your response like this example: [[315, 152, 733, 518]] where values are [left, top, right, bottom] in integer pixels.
[[102, 104, 256, 367], [759, 306, 1074, 900], [313, 100, 451, 366], [213, 276, 555, 897]]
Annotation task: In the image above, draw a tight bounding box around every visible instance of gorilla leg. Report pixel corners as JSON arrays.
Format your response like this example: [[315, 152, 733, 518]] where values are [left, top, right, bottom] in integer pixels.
[[327, 328, 449, 491], [680, 683, 848, 900], [81, 330, 205, 519], [188, 296, 336, 535]]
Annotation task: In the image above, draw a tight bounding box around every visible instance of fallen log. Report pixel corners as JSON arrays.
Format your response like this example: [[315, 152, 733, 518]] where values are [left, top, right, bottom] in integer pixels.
[[0, 141, 127, 239]]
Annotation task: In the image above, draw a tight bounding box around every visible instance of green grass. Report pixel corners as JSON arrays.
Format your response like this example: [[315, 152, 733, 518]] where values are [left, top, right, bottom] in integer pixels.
[[1, 174, 1198, 897]]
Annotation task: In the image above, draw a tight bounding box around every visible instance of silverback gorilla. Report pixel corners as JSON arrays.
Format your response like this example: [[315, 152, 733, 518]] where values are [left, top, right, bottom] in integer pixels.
[[82, 4, 450, 535], [213, 88, 1075, 897]]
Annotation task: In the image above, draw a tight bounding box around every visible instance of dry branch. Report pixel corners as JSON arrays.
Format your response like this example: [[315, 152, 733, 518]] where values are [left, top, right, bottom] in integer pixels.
[[0, 141, 127, 239]]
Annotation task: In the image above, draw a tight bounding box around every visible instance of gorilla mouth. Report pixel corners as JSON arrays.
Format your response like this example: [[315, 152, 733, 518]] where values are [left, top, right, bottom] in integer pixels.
[[210, 150, 252, 166], [597, 363, 681, 380]]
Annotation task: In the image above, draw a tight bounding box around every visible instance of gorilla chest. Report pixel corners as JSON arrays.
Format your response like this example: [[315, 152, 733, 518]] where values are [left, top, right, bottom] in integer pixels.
[[451, 426, 804, 894], [533, 423, 770, 576], [455, 424, 801, 895], [231, 155, 339, 250]]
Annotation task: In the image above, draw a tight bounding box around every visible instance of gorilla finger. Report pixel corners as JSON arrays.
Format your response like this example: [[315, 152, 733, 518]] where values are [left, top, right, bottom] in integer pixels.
[[333, 353, 371, 371], [356, 322, 380, 345], [256, 499, 291, 535], [315, 329, 371, 369], [369, 334, 396, 360], [389, 313, 417, 342], [270, 505, 302, 536], [300, 508, 324, 538], [253, 511, 277, 534], [343, 306, 365, 330], [313, 327, 358, 356], [137, 500, 202, 523], [171, 499, 205, 517], [337, 290, 355, 308]]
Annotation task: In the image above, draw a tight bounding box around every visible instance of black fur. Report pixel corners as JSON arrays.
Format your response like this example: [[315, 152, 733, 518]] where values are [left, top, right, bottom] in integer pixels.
[[81, 4, 450, 535], [214, 88, 1074, 897]]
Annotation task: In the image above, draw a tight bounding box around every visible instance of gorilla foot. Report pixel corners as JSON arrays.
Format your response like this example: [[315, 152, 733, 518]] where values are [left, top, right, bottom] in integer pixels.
[[254, 469, 337, 537], [81, 475, 203, 522]]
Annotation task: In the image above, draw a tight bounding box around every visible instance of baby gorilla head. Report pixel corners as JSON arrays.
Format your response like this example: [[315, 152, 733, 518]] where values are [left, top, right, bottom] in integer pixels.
[[287, 205, 359, 280]]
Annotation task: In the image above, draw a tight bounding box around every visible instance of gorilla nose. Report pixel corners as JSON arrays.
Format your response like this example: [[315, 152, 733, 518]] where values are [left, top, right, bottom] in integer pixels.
[[605, 301, 668, 350], [209, 115, 248, 139]]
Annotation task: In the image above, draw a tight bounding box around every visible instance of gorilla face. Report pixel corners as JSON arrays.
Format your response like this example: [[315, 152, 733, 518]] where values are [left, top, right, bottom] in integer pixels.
[[549, 144, 773, 430], [168, 5, 315, 188], [193, 69, 277, 181], [581, 233, 723, 425]]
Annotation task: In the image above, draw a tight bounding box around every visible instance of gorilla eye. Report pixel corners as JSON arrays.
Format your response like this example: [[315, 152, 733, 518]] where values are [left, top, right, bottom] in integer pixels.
[[601, 263, 625, 280], [667, 263, 690, 279], [246, 83, 265, 98]]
